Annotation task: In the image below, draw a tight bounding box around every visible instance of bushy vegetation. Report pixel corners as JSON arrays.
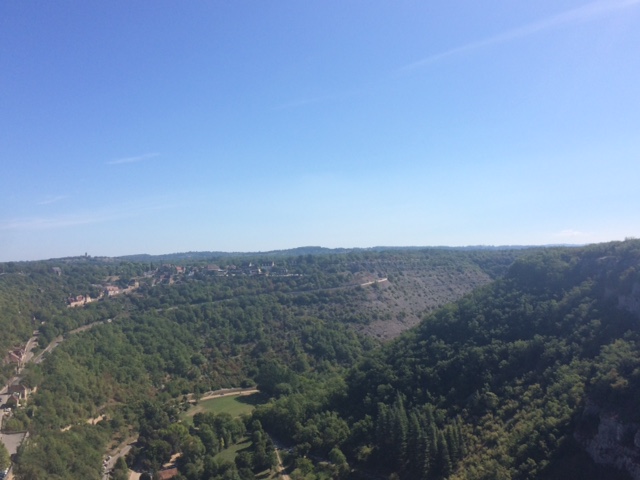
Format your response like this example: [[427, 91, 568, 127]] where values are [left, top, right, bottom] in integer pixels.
[[2, 243, 639, 478], [254, 241, 640, 479]]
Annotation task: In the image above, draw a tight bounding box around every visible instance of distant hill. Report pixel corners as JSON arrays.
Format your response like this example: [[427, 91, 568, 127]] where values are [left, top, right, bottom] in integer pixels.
[[115, 246, 344, 262], [0, 246, 526, 383], [115, 244, 552, 263], [4, 242, 613, 480]]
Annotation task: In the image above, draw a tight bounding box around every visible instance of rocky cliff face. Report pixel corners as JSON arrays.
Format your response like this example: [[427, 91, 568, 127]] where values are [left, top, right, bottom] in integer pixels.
[[577, 276, 640, 479], [576, 403, 640, 479], [618, 281, 640, 318]]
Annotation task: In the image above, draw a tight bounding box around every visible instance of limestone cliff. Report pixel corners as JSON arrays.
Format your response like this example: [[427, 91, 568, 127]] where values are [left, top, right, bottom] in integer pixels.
[[617, 281, 640, 318], [576, 403, 640, 479]]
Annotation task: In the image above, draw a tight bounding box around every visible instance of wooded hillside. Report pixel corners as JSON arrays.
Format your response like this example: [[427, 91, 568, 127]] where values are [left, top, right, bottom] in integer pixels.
[[257, 240, 640, 479], [4, 242, 640, 479]]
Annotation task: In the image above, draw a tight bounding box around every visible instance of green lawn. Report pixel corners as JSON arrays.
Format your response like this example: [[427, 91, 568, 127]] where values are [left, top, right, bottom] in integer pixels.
[[181, 392, 262, 425], [181, 392, 267, 464], [213, 438, 283, 478], [214, 438, 252, 463]]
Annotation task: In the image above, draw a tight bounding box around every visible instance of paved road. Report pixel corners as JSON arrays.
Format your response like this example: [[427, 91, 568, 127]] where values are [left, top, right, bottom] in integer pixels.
[[102, 441, 134, 480], [1, 319, 109, 474], [20, 336, 39, 365], [31, 336, 63, 364], [32, 320, 105, 365]]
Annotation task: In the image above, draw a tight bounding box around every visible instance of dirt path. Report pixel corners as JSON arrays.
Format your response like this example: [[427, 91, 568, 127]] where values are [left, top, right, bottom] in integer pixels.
[[359, 277, 388, 287], [196, 388, 259, 402], [156, 277, 389, 313], [275, 448, 291, 480], [69, 320, 105, 335]]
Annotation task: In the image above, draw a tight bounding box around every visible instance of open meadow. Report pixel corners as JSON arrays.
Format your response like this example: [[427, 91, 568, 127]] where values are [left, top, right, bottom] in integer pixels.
[[181, 391, 263, 425]]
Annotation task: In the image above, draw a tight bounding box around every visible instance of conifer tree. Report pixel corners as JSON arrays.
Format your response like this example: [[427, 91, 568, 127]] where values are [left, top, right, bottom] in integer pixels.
[[435, 430, 452, 478]]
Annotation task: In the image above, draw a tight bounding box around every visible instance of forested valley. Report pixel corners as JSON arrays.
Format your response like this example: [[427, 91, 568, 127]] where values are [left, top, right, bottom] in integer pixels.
[[1, 242, 640, 479]]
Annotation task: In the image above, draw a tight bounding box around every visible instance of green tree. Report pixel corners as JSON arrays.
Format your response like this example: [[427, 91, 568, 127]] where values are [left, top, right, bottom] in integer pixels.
[[329, 447, 350, 479], [111, 457, 129, 480], [0, 441, 10, 471]]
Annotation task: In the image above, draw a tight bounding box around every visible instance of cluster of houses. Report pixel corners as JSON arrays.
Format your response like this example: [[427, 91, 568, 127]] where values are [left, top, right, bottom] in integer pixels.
[[67, 293, 99, 307], [4, 347, 26, 368], [204, 261, 288, 277], [0, 356, 31, 410], [150, 261, 290, 285], [4, 383, 31, 408], [65, 261, 290, 306], [67, 281, 140, 307], [3, 345, 33, 409]]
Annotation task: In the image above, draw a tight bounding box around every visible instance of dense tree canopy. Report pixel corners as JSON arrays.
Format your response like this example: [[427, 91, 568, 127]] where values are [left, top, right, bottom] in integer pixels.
[[2, 243, 639, 478]]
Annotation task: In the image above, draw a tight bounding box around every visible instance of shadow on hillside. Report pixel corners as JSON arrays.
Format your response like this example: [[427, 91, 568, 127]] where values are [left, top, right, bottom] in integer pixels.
[[542, 440, 632, 480], [236, 392, 270, 407]]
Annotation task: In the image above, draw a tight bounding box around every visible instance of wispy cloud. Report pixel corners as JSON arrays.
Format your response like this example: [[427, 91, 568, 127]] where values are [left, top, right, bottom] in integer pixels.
[[0, 215, 105, 231], [106, 152, 160, 165], [398, 0, 640, 72], [0, 200, 178, 232], [554, 229, 592, 239], [275, 0, 640, 110], [37, 195, 68, 205]]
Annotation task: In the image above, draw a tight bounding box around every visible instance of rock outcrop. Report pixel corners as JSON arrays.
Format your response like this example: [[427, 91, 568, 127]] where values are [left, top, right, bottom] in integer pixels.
[[618, 281, 640, 318], [576, 403, 640, 479]]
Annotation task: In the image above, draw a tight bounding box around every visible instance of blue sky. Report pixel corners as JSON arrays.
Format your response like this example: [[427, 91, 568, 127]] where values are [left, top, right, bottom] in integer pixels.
[[1, 1, 639, 261]]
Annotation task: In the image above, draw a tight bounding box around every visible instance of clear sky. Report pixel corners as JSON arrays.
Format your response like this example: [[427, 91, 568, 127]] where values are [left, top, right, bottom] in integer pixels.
[[1, 1, 639, 261]]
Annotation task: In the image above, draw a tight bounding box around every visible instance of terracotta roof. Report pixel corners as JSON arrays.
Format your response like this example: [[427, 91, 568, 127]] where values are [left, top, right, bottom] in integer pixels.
[[158, 468, 179, 480]]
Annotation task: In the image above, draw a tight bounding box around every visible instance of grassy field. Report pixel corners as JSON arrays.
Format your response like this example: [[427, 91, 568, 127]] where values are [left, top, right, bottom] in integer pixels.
[[214, 438, 252, 462], [215, 440, 283, 480], [181, 392, 263, 425], [181, 392, 269, 464]]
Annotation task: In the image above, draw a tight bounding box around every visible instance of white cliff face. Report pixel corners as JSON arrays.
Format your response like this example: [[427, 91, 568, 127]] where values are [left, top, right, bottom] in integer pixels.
[[576, 406, 640, 480]]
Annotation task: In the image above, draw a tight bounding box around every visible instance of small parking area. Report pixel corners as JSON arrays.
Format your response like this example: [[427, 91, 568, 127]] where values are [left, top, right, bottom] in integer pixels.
[[0, 432, 26, 456]]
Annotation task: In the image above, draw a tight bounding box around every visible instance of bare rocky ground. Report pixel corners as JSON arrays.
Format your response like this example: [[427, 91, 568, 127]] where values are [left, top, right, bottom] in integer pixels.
[[299, 253, 505, 341], [351, 266, 493, 340]]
